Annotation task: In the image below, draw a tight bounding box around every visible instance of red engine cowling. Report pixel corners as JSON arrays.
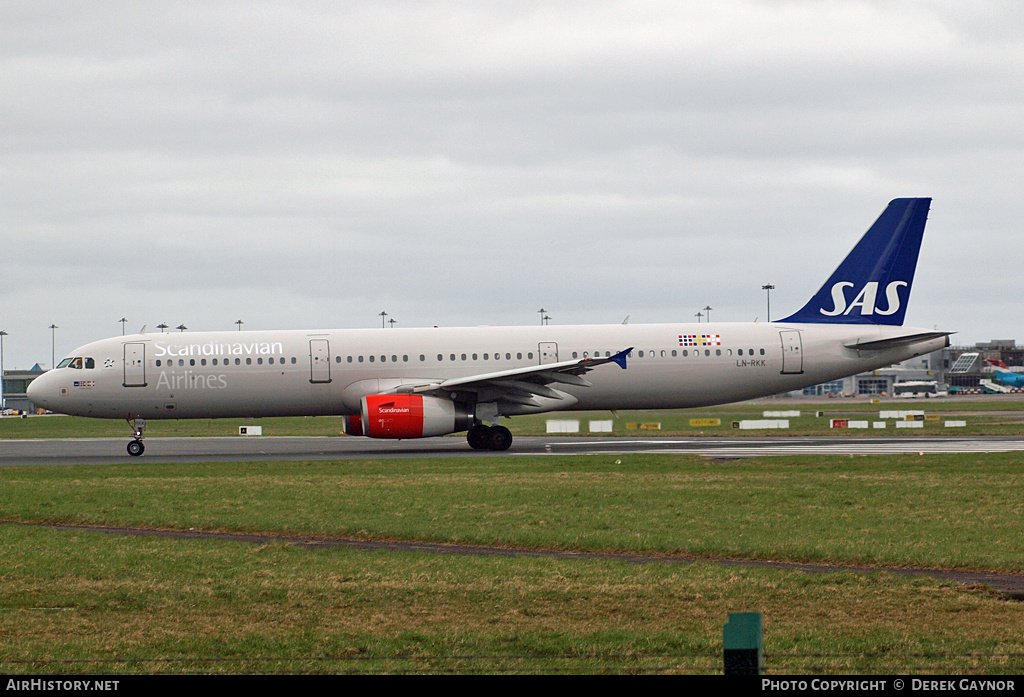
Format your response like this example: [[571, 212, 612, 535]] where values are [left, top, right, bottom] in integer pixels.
[[360, 394, 472, 439], [342, 414, 364, 436]]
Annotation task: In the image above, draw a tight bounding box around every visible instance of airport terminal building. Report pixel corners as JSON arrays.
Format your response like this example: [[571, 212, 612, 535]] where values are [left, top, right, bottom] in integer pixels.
[[2, 365, 46, 413]]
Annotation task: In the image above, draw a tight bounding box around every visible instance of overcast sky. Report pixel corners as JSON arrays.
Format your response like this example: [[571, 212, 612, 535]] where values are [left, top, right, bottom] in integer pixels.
[[3, 1, 1023, 369]]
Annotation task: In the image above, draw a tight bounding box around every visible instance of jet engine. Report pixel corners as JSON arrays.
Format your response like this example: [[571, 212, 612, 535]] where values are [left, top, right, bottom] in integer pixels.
[[360, 394, 473, 439], [342, 414, 364, 436]]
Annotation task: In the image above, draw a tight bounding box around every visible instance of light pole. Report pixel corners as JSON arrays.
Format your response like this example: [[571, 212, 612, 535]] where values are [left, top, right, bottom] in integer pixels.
[[762, 284, 775, 322], [49, 324, 58, 368], [538, 308, 546, 325], [695, 312, 703, 323], [157, 323, 168, 333], [0, 330, 7, 409], [388, 318, 397, 328], [235, 319, 244, 331], [120, 317, 128, 335], [703, 305, 713, 323], [176, 324, 187, 332], [379, 311, 388, 328]]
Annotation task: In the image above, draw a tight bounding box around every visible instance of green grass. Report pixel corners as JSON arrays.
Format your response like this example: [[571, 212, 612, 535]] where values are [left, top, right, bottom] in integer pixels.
[[2, 524, 1022, 675], [2, 454, 1022, 571], [2, 452, 1023, 674]]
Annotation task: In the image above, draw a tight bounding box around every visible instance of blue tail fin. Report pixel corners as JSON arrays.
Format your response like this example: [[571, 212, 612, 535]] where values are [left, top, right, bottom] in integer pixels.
[[778, 198, 931, 326]]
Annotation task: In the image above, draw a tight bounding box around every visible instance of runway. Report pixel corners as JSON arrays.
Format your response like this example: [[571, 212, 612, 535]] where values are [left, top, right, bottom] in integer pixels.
[[4, 433, 1024, 466]]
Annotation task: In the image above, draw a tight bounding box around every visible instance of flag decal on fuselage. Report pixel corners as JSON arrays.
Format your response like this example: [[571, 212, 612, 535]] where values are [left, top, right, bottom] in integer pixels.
[[679, 334, 721, 347]]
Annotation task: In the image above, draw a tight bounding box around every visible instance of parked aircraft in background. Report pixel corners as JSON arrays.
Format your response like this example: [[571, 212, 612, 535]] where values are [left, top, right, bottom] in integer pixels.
[[984, 359, 1024, 389], [28, 198, 949, 456]]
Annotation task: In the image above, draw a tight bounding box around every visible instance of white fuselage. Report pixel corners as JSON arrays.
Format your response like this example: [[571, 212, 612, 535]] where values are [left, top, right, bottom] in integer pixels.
[[28, 321, 948, 421]]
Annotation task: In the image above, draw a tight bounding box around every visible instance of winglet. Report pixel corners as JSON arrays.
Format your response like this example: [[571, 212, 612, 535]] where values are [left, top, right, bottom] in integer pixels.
[[610, 347, 633, 369]]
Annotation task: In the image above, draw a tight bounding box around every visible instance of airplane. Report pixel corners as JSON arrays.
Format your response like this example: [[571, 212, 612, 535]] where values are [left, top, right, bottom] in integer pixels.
[[983, 359, 1024, 389], [28, 197, 950, 457]]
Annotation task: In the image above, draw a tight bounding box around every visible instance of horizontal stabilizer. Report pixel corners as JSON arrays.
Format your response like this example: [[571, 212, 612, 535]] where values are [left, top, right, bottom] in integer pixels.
[[843, 331, 952, 352]]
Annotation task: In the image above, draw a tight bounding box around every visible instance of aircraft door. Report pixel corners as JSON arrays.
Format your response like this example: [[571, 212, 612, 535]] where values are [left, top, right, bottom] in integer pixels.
[[780, 330, 803, 375], [538, 342, 558, 365], [309, 339, 332, 383], [123, 343, 147, 387]]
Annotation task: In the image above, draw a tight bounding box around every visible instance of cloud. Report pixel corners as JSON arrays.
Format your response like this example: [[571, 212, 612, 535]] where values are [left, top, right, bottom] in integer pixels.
[[2, 1, 1023, 367]]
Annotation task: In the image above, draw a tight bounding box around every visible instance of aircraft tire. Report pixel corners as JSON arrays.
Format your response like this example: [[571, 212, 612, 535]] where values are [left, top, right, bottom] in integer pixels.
[[467, 425, 490, 450], [127, 440, 145, 457], [488, 426, 513, 451]]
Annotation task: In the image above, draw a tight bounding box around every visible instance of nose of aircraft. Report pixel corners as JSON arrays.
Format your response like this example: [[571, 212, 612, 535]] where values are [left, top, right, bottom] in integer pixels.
[[26, 371, 59, 412]]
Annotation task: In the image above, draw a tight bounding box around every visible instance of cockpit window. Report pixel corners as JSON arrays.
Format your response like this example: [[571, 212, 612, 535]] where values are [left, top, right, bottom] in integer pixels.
[[56, 357, 94, 369]]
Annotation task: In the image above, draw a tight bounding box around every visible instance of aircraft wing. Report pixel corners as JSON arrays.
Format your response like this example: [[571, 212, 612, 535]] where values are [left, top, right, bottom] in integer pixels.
[[383, 347, 634, 406]]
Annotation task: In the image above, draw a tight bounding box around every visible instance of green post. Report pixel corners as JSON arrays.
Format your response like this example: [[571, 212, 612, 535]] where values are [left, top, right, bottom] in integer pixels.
[[723, 612, 763, 675]]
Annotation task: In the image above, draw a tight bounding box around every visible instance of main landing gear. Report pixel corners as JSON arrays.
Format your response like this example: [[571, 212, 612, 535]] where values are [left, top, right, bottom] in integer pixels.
[[466, 424, 513, 451], [126, 418, 146, 457]]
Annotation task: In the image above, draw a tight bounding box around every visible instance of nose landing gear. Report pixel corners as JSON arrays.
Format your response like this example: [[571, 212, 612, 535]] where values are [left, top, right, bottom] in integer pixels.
[[126, 418, 146, 457]]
